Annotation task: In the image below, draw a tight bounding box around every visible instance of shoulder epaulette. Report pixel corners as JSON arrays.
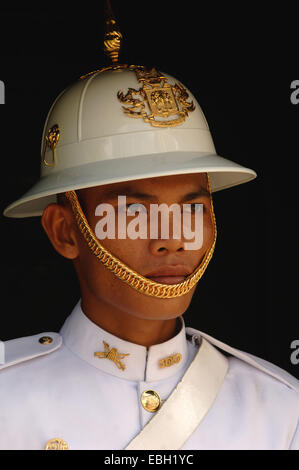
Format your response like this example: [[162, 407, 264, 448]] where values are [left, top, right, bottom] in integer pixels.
[[186, 327, 299, 393], [0, 332, 62, 371]]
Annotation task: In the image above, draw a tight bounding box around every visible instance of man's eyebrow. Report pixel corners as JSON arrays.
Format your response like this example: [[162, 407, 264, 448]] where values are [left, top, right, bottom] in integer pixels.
[[100, 186, 210, 202], [100, 188, 157, 201], [180, 188, 211, 202]]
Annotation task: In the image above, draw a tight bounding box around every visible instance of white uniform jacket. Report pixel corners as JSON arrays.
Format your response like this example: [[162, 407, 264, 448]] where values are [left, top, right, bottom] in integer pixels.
[[0, 301, 298, 450]]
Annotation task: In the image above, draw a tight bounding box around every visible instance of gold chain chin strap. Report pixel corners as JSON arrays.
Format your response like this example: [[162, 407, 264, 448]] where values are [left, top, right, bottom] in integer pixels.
[[64, 176, 217, 299]]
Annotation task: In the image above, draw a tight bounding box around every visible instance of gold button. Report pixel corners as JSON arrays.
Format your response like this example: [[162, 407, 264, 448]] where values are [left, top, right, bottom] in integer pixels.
[[39, 336, 53, 345], [140, 390, 161, 413], [45, 438, 69, 450]]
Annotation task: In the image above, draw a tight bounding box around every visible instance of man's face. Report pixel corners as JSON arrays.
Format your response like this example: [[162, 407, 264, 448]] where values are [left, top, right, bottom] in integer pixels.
[[72, 172, 215, 321]]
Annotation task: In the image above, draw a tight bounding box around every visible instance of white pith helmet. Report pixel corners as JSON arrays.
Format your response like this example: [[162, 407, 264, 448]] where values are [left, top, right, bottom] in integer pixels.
[[3, 64, 257, 218]]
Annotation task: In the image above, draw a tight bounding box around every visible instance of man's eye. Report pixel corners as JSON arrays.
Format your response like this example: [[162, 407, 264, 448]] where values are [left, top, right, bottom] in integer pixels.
[[118, 203, 147, 215], [183, 203, 204, 214], [127, 203, 147, 215]]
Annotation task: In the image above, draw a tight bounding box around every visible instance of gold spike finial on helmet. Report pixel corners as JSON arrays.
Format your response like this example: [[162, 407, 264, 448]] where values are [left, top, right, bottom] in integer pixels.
[[103, 0, 123, 64]]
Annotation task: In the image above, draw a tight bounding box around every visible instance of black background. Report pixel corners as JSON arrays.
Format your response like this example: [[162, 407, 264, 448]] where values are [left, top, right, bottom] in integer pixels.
[[0, 2, 298, 378]]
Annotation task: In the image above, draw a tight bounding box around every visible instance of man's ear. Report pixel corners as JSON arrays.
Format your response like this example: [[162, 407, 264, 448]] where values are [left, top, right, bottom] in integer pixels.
[[41, 203, 79, 260]]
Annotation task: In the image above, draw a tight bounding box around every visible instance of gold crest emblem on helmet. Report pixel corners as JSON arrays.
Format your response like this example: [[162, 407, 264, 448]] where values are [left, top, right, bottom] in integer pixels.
[[117, 68, 195, 127]]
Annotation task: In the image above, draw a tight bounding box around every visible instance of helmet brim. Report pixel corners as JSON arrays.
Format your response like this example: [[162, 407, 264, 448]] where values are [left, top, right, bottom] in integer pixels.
[[3, 151, 256, 218]]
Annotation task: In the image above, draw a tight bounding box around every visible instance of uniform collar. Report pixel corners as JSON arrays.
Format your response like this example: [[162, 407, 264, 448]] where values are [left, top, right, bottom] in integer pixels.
[[60, 301, 189, 382]]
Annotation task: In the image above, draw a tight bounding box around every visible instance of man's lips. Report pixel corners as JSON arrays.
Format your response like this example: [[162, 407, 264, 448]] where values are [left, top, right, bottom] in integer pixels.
[[145, 266, 191, 285], [146, 276, 187, 285]]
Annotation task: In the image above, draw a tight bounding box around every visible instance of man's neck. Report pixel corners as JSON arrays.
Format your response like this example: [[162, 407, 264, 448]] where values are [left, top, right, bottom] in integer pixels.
[[80, 295, 180, 348]]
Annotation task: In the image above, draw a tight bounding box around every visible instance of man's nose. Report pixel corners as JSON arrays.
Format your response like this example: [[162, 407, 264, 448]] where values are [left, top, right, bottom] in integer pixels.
[[149, 238, 185, 255], [147, 210, 186, 255]]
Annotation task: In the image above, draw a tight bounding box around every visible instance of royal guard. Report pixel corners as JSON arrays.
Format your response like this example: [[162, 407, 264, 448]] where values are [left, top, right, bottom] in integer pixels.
[[1, 2, 298, 450]]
